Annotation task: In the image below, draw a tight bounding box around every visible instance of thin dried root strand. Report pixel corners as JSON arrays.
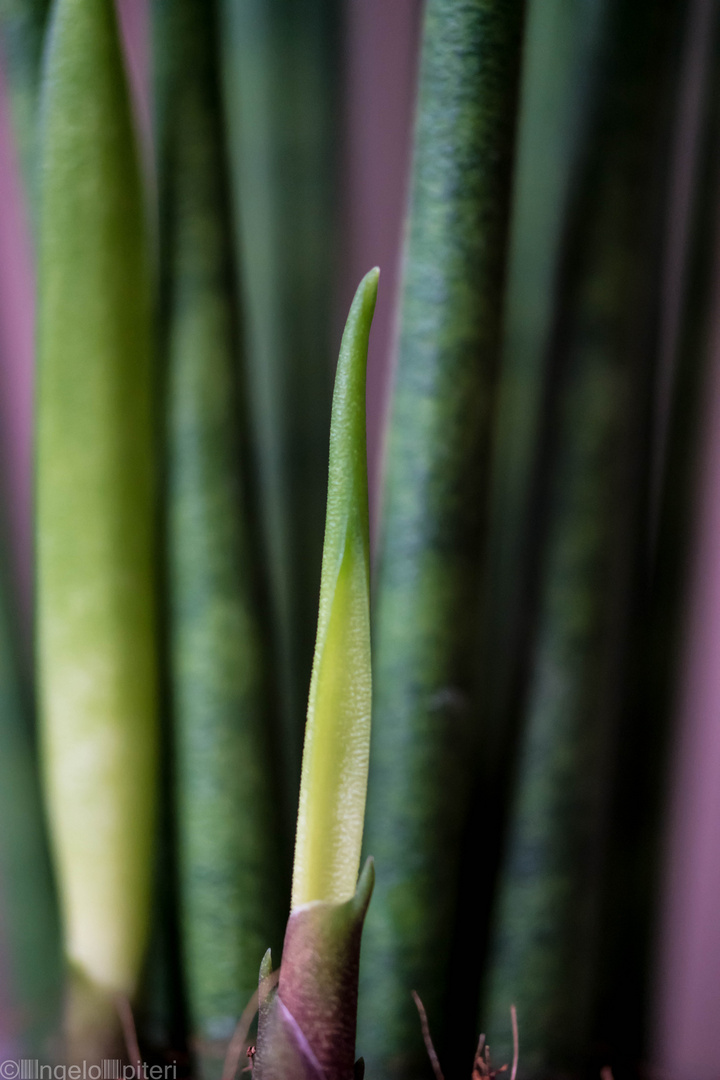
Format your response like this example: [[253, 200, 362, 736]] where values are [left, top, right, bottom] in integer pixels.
[[472, 1038, 489, 1079], [222, 971, 279, 1080], [510, 1005, 519, 1080], [409, 993, 521, 1080], [472, 1043, 506, 1080], [411, 990, 445, 1080], [473, 1006, 519, 1080], [476, 1035, 486, 1059], [115, 995, 141, 1078]]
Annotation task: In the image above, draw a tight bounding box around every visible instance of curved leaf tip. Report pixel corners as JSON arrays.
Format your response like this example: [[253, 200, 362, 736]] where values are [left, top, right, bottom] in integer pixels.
[[291, 271, 379, 910]]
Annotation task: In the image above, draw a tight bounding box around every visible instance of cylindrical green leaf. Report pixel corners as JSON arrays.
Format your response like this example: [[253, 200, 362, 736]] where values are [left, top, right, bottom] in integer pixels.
[[0, 544, 61, 1054], [153, 0, 286, 1073], [480, 2, 686, 1073], [291, 268, 377, 911], [36, 0, 157, 1041], [0, 0, 50, 209], [357, 3, 526, 1075], [477, 0, 610, 830], [465, 0, 612, 1054], [218, 0, 339, 815], [595, 4, 720, 1069]]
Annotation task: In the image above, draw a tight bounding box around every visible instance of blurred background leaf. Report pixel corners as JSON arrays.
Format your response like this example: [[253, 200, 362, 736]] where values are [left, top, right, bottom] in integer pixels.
[[153, 0, 287, 1072], [0, 1, 720, 1077]]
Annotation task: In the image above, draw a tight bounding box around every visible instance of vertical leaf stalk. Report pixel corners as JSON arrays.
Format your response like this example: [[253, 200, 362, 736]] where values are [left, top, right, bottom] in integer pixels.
[[255, 269, 378, 1080], [218, 0, 339, 812], [37, 0, 157, 1056], [0, 0, 50, 210], [597, 3, 720, 1068], [358, 3, 527, 1076], [476, 0, 610, 838], [480, 2, 686, 1072], [153, 0, 286, 1073], [0, 547, 60, 1054]]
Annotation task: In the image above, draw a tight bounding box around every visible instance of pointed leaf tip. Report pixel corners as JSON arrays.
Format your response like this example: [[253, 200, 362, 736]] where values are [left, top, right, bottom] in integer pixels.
[[259, 949, 273, 981], [291, 273, 378, 909], [352, 857, 375, 919]]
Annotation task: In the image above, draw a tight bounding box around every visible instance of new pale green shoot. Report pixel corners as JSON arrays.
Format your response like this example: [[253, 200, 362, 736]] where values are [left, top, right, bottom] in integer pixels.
[[290, 269, 378, 909]]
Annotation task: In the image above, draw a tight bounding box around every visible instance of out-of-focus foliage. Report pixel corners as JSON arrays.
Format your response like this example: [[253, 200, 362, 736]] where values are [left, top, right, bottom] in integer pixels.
[[358, 3, 527, 1076], [0, 0, 717, 1076], [153, 0, 286, 1074], [36, 0, 157, 1058]]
